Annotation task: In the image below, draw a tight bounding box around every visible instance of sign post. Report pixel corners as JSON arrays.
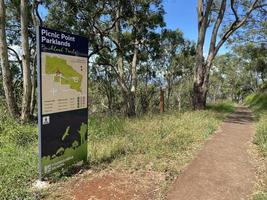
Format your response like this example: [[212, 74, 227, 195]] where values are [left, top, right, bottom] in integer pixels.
[[37, 27, 88, 178]]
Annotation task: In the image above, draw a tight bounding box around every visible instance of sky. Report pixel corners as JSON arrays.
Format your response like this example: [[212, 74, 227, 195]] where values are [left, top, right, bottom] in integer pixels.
[[163, 0, 198, 40], [162, 0, 228, 55], [38, 1, 228, 55]]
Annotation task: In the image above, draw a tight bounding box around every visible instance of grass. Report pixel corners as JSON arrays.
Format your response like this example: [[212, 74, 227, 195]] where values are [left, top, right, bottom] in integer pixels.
[[206, 101, 235, 113], [88, 103, 233, 175], [245, 93, 267, 200], [0, 101, 38, 200], [0, 101, 234, 199], [245, 93, 267, 155]]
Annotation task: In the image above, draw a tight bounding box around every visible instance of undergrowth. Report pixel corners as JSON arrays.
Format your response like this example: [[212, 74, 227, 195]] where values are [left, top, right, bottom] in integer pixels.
[[0, 100, 38, 200]]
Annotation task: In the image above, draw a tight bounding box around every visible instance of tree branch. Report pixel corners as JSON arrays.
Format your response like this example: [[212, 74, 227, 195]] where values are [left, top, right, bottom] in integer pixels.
[[230, 0, 239, 22], [214, 0, 260, 56], [208, 0, 227, 57]]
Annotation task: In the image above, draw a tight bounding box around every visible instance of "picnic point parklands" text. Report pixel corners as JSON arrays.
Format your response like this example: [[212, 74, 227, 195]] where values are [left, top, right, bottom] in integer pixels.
[[41, 29, 75, 48]]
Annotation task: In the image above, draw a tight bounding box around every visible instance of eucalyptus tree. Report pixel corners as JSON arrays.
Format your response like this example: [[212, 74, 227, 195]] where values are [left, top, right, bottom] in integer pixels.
[[193, 0, 266, 109], [0, 0, 19, 117], [0, 0, 37, 120], [229, 3, 267, 45], [45, 0, 165, 116], [105, 0, 165, 116], [173, 41, 196, 110]]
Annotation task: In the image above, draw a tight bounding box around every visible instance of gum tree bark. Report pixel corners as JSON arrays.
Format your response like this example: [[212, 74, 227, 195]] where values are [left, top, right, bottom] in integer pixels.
[[20, 0, 32, 122], [0, 0, 19, 117]]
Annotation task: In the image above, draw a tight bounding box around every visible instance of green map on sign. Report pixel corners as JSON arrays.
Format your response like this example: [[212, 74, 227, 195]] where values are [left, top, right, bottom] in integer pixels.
[[45, 55, 82, 92]]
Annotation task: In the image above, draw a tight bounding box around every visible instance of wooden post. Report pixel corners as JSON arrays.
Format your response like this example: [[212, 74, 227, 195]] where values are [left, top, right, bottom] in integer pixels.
[[160, 87, 164, 113]]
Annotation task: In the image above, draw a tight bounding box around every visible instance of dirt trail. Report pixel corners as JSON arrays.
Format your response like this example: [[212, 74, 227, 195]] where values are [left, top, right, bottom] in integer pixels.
[[167, 107, 256, 200]]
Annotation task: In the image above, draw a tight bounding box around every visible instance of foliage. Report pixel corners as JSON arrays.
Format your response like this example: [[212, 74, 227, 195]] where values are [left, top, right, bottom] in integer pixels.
[[234, 43, 267, 83]]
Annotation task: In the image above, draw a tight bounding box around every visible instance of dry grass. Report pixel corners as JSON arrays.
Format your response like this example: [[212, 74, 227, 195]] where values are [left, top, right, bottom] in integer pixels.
[[87, 103, 234, 196]]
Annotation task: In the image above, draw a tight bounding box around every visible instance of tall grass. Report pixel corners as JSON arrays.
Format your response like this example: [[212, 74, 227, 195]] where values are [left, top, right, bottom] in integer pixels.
[[245, 93, 267, 155], [88, 102, 234, 174], [245, 93, 267, 113], [245, 93, 267, 200]]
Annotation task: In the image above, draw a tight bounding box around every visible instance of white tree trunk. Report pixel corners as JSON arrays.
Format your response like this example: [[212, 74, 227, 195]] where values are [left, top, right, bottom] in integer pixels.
[[20, 0, 32, 122], [0, 0, 19, 117]]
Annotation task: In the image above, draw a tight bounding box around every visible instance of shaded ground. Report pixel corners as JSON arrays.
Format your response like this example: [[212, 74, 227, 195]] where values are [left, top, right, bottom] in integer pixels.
[[167, 107, 256, 200]]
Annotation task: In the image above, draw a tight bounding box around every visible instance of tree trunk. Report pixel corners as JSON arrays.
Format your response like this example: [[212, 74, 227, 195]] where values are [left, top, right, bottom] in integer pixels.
[[166, 78, 171, 110], [193, 58, 210, 109], [193, 0, 208, 109], [30, 0, 39, 117], [160, 88, 164, 113], [0, 0, 19, 118], [114, 8, 136, 117], [177, 82, 182, 111], [125, 92, 136, 117], [128, 37, 139, 116], [20, 0, 32, 122], [30, 54, 37, 116]]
